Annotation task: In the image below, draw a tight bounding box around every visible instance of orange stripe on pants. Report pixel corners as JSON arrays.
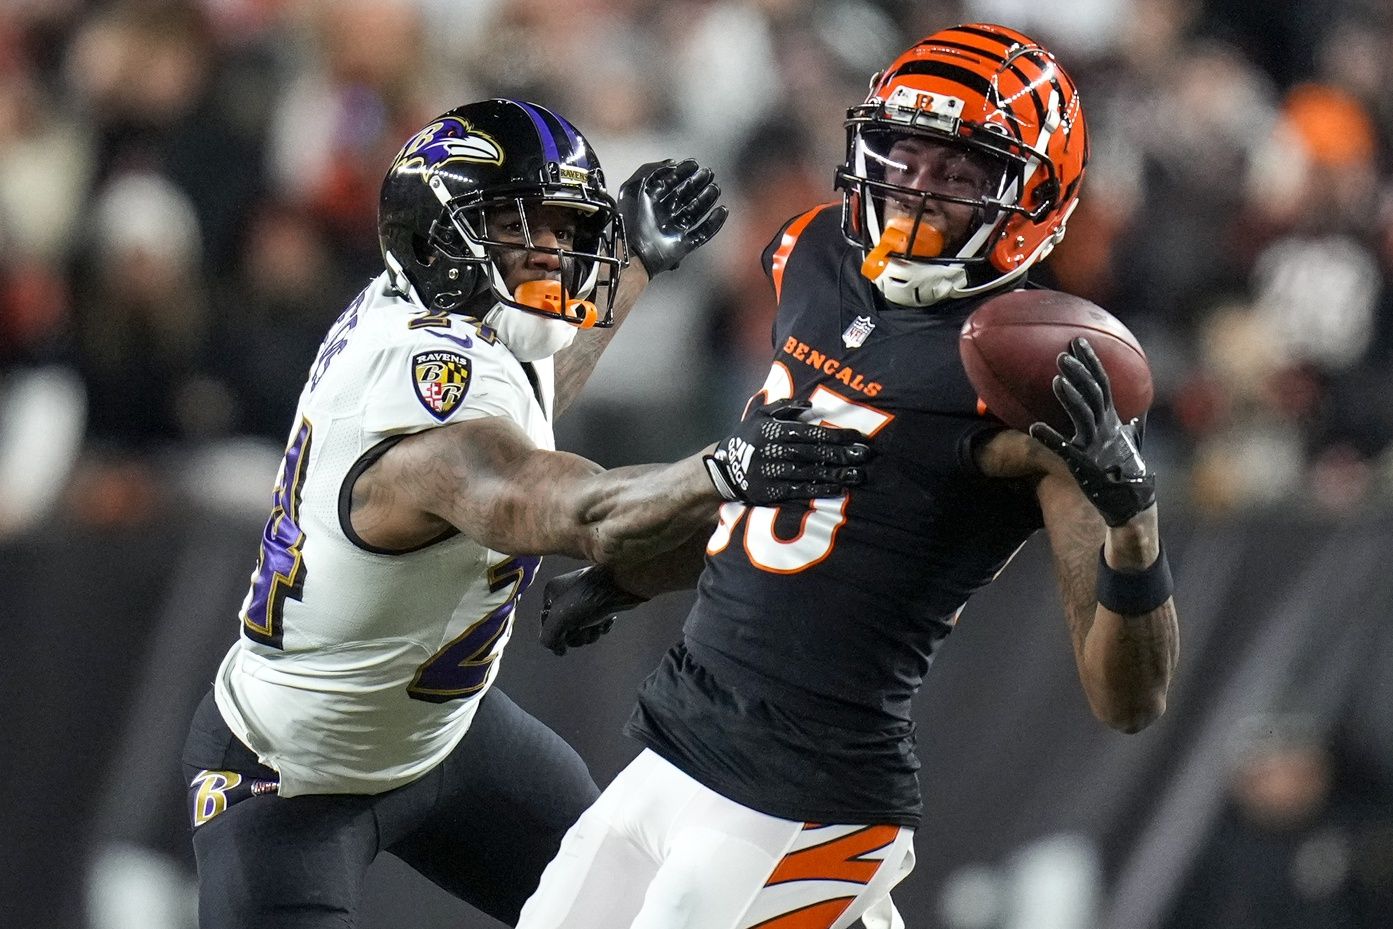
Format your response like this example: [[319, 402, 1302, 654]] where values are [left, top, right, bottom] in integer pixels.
[[766, 824, 900, 886]]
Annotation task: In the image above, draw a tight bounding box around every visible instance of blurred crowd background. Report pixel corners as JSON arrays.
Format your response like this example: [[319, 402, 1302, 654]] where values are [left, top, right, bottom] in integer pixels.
[[6, 0, 1393, 532], [3, 1, 1393, 928]]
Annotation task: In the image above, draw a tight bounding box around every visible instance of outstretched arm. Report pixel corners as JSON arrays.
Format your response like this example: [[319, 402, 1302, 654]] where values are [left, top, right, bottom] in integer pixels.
[[1037, 464, 1176, 732], [408, 417, 713, 564], [552, 261, 648, 414], [349, 400, 868, 565], [552, 159, 728, 416], [978, 338, 1178, 732]]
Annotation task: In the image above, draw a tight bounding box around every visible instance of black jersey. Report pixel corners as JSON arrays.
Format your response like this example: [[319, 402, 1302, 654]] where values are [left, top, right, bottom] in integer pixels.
[[627, 204, 1047, 827]]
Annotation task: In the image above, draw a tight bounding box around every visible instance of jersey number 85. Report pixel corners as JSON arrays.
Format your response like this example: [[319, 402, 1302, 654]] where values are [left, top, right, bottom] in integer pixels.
[[707, 362, 893, 574]]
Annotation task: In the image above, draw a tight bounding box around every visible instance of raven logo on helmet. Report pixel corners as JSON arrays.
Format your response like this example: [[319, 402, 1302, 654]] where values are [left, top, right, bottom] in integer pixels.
[[393, 118, 504, 180], [377, 99, 624, 349]]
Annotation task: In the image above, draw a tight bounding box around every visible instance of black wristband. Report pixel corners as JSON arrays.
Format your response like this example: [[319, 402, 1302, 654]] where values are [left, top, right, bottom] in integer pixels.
[[1096, 544, 1173, 615]]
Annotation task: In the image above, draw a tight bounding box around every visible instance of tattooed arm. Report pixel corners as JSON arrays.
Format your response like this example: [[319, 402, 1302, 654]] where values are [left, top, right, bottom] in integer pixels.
[[348, 404, 866, 566], [551, 262, 648, 417], [977, 429, 1178, 732], [609, 527, 713, 597], [349, 414, 718, 564], [553, 158, 728, 417]]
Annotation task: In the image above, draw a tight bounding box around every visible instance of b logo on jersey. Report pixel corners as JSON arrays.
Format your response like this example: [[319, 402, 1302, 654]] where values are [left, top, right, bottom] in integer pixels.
[[392, 117, 504, 181], [413, 350, 472, 421]]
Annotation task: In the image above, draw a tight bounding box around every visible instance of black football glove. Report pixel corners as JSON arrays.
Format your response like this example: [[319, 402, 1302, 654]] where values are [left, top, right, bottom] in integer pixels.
[[703, 398, 871, 505], [618, 158, 728, 277], [1028, 337, 1156, 527], [538, 565, 647, 657]]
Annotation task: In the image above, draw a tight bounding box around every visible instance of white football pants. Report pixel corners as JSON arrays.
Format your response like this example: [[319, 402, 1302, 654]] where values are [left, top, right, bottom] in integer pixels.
[[517, 749, 914, 929]]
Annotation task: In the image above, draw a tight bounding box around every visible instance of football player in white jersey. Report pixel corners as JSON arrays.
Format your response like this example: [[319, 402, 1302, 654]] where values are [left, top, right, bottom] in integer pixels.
[[181, 98, 873, 929]]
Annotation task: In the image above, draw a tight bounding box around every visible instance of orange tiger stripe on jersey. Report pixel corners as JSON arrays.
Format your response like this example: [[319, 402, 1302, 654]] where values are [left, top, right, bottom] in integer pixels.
[[770, 203, 836, 303], [766, 824, 900, 886], [748, 897, 856, 929]]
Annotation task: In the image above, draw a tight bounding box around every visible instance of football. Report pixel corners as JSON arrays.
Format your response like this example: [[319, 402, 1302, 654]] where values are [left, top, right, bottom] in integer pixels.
[[959, 289, 1153, 435]]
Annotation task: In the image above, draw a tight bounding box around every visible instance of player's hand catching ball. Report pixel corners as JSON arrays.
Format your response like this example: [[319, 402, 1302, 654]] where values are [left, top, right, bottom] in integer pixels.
[[704, 398, 872, 505], [1029, 337, 1156, 526], [618, 159, 728, 276], [539, 565, 647, 657]]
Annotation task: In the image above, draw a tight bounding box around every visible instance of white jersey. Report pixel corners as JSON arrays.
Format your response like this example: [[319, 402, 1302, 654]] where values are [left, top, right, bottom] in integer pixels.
[[214, 273, 555, 797]]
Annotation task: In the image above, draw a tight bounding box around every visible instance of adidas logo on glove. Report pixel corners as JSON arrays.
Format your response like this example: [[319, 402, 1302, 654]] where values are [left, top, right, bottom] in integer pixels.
[[705, 436, 755, 500]]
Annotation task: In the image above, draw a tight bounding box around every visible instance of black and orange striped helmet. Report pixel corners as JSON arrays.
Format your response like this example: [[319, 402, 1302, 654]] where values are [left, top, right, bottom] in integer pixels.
[[835, 23, 1088, 306]]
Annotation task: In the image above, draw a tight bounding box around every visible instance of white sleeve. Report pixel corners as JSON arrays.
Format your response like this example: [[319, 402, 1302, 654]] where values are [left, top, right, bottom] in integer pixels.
[[358, 332, 532, 444]]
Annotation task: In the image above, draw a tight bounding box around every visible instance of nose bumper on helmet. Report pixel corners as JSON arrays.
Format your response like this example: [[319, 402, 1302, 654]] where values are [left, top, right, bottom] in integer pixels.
[[513, 279, 599, 329], [861, 217, 944, 282]]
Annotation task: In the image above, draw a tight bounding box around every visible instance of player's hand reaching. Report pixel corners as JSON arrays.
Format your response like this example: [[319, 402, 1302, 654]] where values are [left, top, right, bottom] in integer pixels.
[[1029, 337, 1156, 527], [539, 565, 647, 656], [618, 159, 728, 277], [704, 398, 872, 505]]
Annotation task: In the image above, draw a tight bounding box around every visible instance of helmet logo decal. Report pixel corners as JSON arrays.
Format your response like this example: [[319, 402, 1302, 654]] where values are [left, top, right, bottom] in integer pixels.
[[393, 118, 504, 181], [986, 50, 1056, 130], [886, 85, 964, 120], [557, 165, 590, 186], [412, 350, 472, 421], [987, 44, 1079, 147]]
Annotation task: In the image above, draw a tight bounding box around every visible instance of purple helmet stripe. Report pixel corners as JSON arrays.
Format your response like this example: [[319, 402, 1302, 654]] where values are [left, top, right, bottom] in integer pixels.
[[509, 99, 561, 164], [549, 110, 590, 167]]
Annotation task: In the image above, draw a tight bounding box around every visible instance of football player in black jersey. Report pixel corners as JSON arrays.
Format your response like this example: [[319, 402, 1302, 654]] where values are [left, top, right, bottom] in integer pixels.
[[521, 24, 1178, 929]]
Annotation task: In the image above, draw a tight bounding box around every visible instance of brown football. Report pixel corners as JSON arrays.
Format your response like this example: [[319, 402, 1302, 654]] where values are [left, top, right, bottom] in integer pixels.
[[959, 289, 1153, 435]]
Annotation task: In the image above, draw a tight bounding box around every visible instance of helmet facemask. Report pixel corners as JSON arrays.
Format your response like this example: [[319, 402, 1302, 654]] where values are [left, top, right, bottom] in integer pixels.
[[429, 176, 623, 330], [835, 26, 1088, 308], [378, 101, 627, 330], [839, 109, 1057, 306]]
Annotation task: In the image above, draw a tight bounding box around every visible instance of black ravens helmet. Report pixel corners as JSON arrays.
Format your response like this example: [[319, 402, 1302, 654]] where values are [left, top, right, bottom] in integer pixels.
[[378, 99, 624, 326]]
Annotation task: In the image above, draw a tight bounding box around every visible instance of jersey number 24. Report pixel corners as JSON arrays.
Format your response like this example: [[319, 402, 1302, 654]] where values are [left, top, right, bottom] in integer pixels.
[[242, 417, 537, 703]]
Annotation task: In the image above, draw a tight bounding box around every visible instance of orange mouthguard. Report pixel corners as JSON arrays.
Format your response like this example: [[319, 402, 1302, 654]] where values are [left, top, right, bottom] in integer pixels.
[[513, 280, 599, 329], [860, 218, 945, 281]]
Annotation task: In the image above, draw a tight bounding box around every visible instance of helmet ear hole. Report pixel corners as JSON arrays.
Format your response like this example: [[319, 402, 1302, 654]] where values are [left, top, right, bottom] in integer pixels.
[[411, 230, 436, 266], [1030, 178, 1059, 211]]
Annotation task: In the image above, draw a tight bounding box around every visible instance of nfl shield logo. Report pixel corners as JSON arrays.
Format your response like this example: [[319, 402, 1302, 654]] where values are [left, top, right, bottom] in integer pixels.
[[842, 315, 875, 348], [413, 350, 472, 422]]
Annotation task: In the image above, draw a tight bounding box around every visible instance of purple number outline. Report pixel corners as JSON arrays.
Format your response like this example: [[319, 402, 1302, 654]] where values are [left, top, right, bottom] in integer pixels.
[[241, 418, 313, 648], [408, 555, 541, 703], [310, 289, 364, 390]]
